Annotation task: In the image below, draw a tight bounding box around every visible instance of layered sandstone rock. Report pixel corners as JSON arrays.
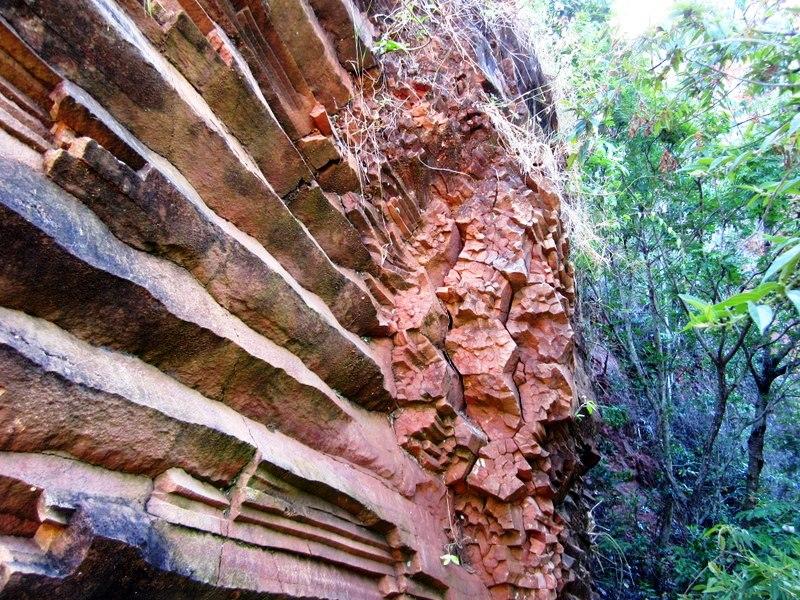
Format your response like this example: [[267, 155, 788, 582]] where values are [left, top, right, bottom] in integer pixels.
[[0, 1, 595, 598]]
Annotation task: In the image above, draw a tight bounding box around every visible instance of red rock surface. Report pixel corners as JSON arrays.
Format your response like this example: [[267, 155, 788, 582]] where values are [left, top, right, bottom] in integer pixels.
[[0, 0, 595, 598]]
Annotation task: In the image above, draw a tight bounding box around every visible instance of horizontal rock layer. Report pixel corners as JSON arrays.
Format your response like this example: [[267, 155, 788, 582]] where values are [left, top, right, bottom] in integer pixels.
[[0, 0, 592, 598]]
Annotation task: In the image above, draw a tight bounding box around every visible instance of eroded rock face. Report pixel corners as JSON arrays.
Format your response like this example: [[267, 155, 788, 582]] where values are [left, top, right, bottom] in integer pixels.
[[0, 0, 594, 598]]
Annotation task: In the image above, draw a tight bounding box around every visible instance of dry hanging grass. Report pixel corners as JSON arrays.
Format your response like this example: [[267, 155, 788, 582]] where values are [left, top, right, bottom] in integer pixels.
[[340, 0, 606, 263]]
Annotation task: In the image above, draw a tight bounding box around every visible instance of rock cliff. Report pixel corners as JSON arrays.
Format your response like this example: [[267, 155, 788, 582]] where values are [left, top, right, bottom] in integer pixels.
[[0, 0, 596, 598]]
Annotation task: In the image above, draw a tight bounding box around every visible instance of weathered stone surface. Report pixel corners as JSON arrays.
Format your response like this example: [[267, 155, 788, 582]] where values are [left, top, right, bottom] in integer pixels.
[[0, 158, 392, 424], [44, 137, 388, 407], [507, 282, 573, 364], [438, 260, 512, 324], [297, 132, 341, 168], [446, 319, 519, 376], [316, 147, 362, 193], [263, 0, 353, 111], [156, 10, 313, 195], [307, 0, 376, 72], [0, 337, 255, 486], [0, 0, 591, 597], [339, 8, 594, 595], [392, 330, 462, 408], [285, 182, 377, 274], [219, 0, 318, 140], [2, 0, 381, 337], [463, 373, 522, 439]]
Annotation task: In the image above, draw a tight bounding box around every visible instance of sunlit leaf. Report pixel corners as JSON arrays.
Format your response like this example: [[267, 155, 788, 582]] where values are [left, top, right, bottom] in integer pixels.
[[714, 283, 783, 311], [762, 243, 800, 283], [747, 302, 774, 334], [787, 290, 800, 315], [679, 294, 711, 312]]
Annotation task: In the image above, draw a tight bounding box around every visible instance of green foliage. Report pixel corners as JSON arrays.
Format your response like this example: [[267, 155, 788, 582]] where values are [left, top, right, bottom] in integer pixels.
[[671, 526, 719, 593], [601, 404, 629, 428], [682, 237, 800, 332], [553, 0, 800, 596], [575, 397, 598, 421], [684, 503, 800, 599], [440, 553, 460, 566], [372, 37, 410, 54]]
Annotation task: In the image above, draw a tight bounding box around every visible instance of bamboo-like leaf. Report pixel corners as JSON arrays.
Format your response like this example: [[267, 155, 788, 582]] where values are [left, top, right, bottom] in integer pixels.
[[714, 283, 783, 311]]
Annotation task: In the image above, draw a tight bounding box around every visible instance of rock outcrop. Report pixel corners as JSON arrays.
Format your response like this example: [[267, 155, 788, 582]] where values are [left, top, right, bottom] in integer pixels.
[[0, 0, 596, 598]]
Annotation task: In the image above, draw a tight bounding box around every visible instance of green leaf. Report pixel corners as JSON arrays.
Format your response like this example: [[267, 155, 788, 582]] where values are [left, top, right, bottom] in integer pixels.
[[748, 302, 774, 334], [679, 293, 711, 312], [763, 243, 800, 283], [788, 111, 800, 137], [759, 125, 786, 152], [714, 283, 783, 312], [764, 234, 793, 246], [787, 290, 800, 315], [766, 176, 800, 196], [373, 38, 409, 54]]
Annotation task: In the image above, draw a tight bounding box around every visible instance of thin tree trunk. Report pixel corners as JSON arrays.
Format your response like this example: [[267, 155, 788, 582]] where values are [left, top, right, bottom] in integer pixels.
[[657, 492, 675, 548], [744, 387, 770, 509], [690, 362, 729, 510], [654, 491, 675, 594]]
